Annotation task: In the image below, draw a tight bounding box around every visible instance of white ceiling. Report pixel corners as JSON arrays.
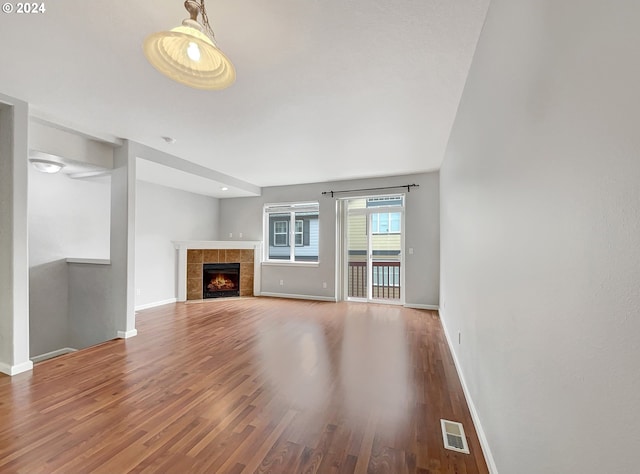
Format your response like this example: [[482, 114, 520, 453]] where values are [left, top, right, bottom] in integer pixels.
[[0, 0, 489, 190]]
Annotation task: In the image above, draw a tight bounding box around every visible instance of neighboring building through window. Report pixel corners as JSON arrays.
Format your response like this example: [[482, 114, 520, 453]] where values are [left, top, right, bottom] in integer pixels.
[[371, 212, 401, 233], [367, 197, 402, 234], [295, 220, 304, 246], [264, 202, 319, 262], [273, 220, 288, 246]]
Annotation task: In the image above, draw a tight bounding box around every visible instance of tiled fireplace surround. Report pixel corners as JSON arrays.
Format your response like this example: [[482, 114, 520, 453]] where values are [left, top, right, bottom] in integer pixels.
[[174, 241, 262, 302], [187, 249, 253, 299]]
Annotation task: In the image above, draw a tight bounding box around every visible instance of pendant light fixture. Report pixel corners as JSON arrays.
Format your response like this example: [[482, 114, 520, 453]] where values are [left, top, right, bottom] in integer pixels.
[[143, 0, 235, 90]]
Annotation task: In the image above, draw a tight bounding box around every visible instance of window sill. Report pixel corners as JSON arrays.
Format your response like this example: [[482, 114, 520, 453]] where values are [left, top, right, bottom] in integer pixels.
[[262, 261, 320, 267]]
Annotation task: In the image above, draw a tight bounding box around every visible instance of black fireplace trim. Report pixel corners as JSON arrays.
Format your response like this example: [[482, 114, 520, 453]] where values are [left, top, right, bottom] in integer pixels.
[[202, 262, 240, 299], [203, 263, 241, 273]]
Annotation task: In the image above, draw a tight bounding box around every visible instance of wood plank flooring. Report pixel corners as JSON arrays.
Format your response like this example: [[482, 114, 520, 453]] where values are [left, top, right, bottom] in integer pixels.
[[0, 298, 488, 473]]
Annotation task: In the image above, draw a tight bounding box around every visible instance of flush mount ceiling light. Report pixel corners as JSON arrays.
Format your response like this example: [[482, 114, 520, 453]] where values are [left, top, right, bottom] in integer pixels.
[[29, 158, 65, 174], [143, 0, 235, 90]]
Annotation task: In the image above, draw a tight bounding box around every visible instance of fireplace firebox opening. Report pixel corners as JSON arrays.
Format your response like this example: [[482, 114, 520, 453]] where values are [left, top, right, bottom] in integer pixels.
[[203, 263, 240, 298]]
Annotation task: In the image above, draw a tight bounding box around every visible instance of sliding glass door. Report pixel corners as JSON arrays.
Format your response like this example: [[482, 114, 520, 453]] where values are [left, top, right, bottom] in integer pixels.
[[344, 195, 404, 303]]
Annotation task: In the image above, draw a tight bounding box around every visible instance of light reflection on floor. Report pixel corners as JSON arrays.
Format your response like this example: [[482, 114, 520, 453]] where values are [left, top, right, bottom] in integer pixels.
[[255, 319, 331, 412], [254, 303, 410, 431]]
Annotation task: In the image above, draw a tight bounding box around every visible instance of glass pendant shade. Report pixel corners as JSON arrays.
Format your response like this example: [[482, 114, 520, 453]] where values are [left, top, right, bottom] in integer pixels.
[[143, 19, 235, 90]]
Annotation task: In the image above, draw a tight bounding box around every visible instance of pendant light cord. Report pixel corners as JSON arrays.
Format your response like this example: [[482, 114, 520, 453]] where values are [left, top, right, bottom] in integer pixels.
[[184, 0, 217, 41]]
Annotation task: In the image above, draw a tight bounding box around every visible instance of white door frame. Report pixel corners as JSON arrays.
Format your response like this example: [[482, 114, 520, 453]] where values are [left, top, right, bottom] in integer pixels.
[[337, 195, 405, 305]]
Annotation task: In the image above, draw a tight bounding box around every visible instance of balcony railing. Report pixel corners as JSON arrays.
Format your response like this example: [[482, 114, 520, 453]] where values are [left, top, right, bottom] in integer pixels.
[[348, 261, 401, 300]]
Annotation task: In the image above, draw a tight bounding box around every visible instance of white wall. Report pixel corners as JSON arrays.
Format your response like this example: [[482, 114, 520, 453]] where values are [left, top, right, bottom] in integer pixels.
[[440, 1, 640, 472], [28, 169, 111, 356], [219, 172, 439, 305], [135, 180, 219, 308]]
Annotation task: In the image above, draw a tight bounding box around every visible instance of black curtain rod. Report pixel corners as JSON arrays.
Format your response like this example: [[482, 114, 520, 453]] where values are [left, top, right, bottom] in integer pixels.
[[321, 184, 419, 198]]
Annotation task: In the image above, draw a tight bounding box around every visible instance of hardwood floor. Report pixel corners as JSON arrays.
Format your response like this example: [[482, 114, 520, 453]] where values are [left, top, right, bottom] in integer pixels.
[[0, 298, 488, 473]]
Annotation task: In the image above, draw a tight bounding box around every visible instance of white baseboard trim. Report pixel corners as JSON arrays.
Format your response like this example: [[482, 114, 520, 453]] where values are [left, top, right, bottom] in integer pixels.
[[31, 347, 77, 364], [439, 309, 498, 474], [404, 303, 440, 311], [0, 359, 34, 376], [260, 292, 337, 303], [117, 329, 138, 339], [135, 298, 177, 311]]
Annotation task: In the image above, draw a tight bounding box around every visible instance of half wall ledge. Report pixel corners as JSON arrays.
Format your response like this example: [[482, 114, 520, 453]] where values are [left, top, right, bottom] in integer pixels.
[[66, 258, 111, 265]]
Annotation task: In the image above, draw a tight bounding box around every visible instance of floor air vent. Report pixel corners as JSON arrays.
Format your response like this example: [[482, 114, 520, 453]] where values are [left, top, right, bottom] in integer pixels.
[[440, 419, 470, 454]]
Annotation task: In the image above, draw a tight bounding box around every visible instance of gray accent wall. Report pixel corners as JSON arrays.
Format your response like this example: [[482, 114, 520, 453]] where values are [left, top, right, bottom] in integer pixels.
[[440, 1, 640, 472], [219, 172, 439, 305], [135, 180, 220, 308], [68, 263, 113, 349]]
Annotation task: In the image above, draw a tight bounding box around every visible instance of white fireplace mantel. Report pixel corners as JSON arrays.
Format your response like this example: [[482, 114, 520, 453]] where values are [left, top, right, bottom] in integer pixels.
[[174, 240, 262, 302]]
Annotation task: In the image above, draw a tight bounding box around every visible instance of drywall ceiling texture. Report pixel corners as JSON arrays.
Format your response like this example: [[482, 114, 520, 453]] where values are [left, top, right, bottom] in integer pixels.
[[440, 1, 640, 473], [0, 0, 488, 188]]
